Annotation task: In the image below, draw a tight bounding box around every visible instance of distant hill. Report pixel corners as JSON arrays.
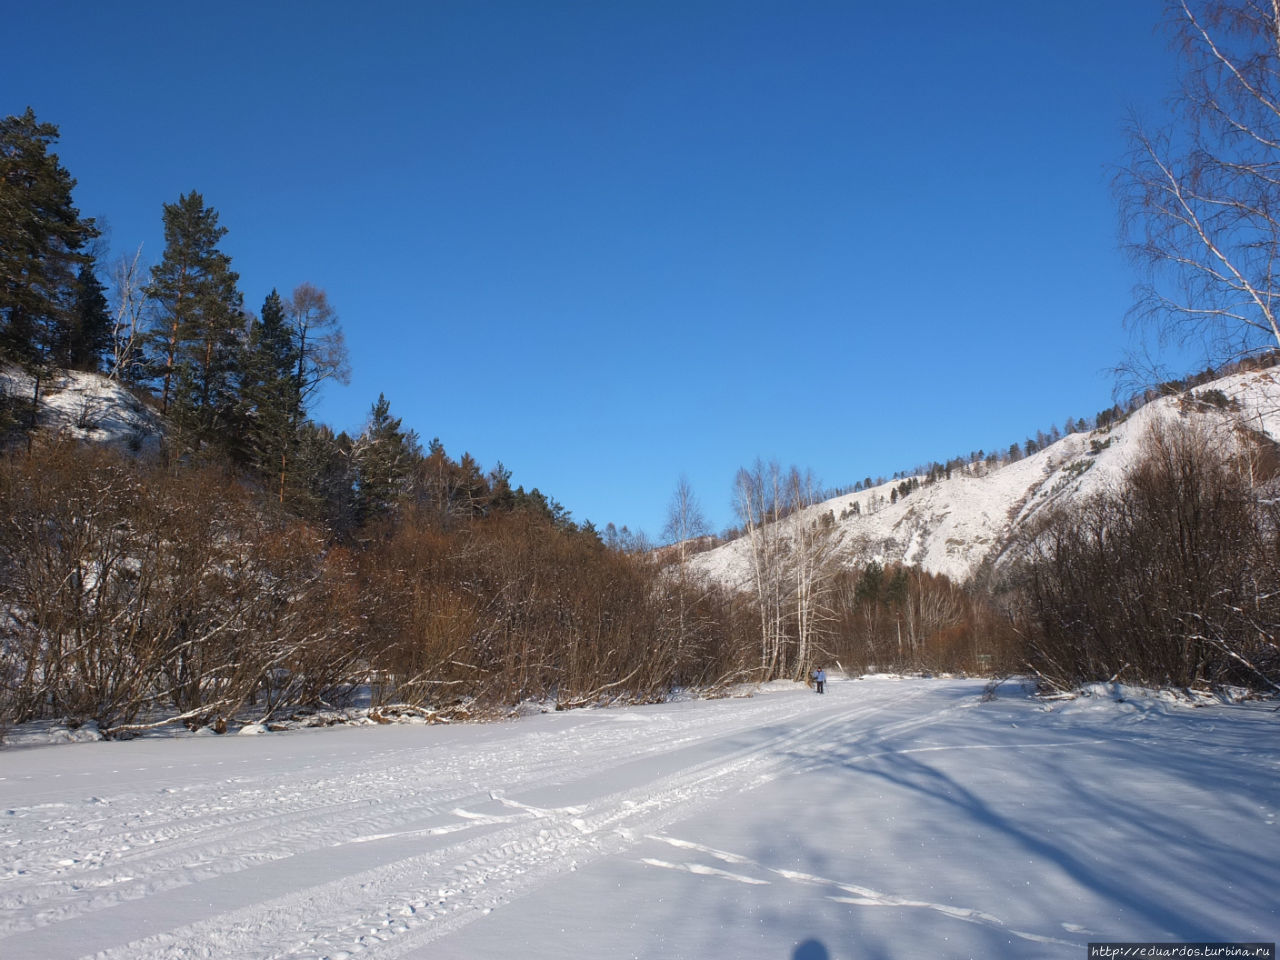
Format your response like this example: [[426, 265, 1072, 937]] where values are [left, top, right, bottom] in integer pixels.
[[690, 367, 1280, 587]]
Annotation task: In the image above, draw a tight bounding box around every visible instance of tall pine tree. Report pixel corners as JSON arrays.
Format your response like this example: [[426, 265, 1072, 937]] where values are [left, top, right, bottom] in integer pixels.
[[62, 261, 112, 371], [240, 289, 301, 496], [0, 108, 98, 421], [354, 393, 421, 524], [146, 192, 244, 447]]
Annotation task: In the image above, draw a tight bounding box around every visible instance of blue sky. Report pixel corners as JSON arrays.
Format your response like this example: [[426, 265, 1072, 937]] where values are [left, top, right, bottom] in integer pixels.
[[7, 1, 1181, 536]]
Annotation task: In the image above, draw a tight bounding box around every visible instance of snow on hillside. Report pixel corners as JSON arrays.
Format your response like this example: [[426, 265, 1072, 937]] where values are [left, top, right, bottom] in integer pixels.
[[1, 678, 1276, 959], [692, 368, 1280, 586], [0, 365, 163, 451]]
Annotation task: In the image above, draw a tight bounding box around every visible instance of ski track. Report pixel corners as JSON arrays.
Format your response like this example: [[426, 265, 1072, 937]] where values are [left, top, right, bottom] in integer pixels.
[[1, 693, 813, 923], [642, 830, 1081, 949], [0, 686, 956, 960]]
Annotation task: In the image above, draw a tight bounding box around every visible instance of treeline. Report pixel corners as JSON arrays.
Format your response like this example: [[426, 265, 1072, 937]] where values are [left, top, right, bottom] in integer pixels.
[[827, 563, 1020, 675], [845, 351, 1280, 498], [0, 108, 772, 736], [0, 441, 759, 736]]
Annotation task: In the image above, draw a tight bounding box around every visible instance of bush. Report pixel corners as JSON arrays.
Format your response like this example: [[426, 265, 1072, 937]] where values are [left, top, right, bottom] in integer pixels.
[[1020, 418, 1280, 691]]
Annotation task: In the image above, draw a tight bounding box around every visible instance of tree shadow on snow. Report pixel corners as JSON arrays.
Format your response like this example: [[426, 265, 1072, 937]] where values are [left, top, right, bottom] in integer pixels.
[[817, 741, 1273, 939]]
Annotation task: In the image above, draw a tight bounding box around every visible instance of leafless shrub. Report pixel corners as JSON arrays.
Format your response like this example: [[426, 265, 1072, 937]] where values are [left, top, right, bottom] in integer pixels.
[[0, 442, 360, 735], [1021, 418, 1280, 691]]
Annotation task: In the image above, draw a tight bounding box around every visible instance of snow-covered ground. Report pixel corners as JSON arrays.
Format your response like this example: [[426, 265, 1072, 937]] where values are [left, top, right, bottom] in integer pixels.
[[0, 365, 162, 451], [2, 678, 1276, 959]]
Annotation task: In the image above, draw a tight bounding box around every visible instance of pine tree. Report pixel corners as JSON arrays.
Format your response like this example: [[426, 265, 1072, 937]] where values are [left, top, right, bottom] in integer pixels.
[[0, 108, 98, 418], [240, 289, 300, 493], [146, 192, 244, 446], [353, 393, 421, 523], [63, 261, 112, 371], [291, 422, 359, 532]]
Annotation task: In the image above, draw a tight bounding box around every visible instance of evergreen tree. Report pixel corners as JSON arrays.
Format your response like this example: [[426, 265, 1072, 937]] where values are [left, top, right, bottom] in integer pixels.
[[855, 561, 884, 605], [487, 461, 514, 512], [354, 393, 421, 523], [146, 192, 244, 446], [0, 108, 97, 416], [291, 422, 359, 532], [240, 289, 301, 492], [63, 261, 112, 371]]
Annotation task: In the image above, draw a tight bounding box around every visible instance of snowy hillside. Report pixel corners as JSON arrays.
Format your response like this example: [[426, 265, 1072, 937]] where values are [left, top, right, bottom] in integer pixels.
[[692, 368, 1280, 586], [0, 366, 163, 451]]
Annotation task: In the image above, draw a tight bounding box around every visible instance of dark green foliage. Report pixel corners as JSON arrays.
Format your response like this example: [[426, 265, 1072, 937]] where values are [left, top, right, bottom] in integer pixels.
[[62, 261, 112, 371], [0, 108, 97, 379], [290, 423, 359, 532], [354, 393, 422, 523], [884, 567, 909, 608], [146, 192, 244, 447], [240, 289, 301, 490], [854, 561, 883, 605], [511, 485, 574, 529]]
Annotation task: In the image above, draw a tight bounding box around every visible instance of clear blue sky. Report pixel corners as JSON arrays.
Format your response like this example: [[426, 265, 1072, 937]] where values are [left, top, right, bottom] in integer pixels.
[[7, 1, 1182, 537]]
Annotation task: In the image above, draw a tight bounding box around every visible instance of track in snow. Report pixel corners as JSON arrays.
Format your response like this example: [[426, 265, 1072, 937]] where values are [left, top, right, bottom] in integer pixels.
[[1, 681, 944, 959]]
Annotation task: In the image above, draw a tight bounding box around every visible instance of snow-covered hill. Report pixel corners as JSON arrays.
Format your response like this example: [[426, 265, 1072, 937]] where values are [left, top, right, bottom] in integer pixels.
[[1, 365, 163, 451], [691, 368, 1280, 586]]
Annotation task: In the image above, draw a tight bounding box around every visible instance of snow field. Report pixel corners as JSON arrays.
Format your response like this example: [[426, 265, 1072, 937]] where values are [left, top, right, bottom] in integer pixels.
[[2, 678, 1277, 959]]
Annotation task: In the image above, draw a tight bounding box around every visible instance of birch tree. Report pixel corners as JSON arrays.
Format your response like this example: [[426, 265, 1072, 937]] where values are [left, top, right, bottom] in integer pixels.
[[735, 460, 798, 676], [108, 245, 149, 382], [1121, 0, 1280, 362], [785, 466, 836, 678], [662, 475, 710, 683]]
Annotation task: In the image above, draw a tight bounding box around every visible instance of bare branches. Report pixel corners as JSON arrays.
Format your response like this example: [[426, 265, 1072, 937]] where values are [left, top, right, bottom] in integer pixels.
[[107, 245, 149, 382], [1121, 0, 1280, 363], [284, 283, 350, 418], [1022, 417, 1280, 690]]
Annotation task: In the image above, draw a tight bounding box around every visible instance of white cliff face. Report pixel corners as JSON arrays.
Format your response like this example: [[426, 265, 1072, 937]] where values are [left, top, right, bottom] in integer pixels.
[[690, 369, 1280, 587]]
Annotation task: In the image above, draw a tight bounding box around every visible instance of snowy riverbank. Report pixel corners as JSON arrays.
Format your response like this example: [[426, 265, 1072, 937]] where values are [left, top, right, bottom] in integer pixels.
[[2, 677, 1276, 959]]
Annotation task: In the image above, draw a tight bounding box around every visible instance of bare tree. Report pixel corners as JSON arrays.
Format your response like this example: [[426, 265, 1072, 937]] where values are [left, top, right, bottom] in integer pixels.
[[284, 283, 351, 422], [1121, 0, 1280, 364], [662, 475, 711, 684], [108, 245, 149, 382], [785, 466, 836, 679], [662, 475, 709, 562], [733, 461, 836, 679], [735, 460, 787, 676], [1022, 416, 1280, 691]]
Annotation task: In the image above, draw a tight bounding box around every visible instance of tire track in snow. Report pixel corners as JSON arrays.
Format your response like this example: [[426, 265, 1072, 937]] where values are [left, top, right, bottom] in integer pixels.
[[1, 686, 896, 948], [2, 696, 811, 922], [78, 688, 938, 960]]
